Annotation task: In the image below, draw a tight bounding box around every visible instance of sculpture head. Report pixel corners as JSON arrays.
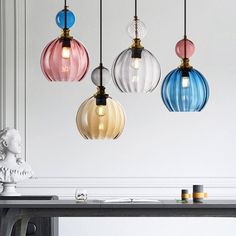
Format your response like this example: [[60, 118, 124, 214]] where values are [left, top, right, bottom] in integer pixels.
[[0, 128, 22, 159]]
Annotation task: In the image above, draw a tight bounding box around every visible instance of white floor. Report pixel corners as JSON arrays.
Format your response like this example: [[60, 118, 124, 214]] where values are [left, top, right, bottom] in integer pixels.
[[60, 218, 236, 236]]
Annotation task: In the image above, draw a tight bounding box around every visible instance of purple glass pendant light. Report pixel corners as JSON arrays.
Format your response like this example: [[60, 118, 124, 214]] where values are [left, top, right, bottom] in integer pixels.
[[111, 0, 161, 93], [76, 0, 125, 140], [161, 0, 209, 112], [41, 0, 89, 81]]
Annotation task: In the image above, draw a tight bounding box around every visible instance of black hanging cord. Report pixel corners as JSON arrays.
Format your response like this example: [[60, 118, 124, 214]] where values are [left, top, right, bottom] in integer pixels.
[[99, 0, 103, 87], [135, 0, 137, 18], [134, 0, 138, 39], [64, 0, 67, 30], [62, 0, 71, 49], [184, 0, 187, 59], [184, 0, 186, 37]]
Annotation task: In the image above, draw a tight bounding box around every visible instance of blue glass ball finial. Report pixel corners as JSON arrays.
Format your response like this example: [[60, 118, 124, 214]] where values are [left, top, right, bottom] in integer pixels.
[[56, 9, 75, 29], [161, 68, 209, 112]]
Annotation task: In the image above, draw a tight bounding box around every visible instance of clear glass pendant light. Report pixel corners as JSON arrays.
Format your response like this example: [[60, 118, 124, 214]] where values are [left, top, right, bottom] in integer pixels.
[[111, 0, 161, 93], [41, 0, 89, 82], [76, 0, 125, 139], [161, 0, 209, 112]]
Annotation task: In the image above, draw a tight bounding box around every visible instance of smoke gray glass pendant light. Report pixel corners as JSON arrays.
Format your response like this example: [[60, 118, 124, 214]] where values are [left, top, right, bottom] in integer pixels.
[[111, 0, 161, 93], [76, 0, 125, 139]]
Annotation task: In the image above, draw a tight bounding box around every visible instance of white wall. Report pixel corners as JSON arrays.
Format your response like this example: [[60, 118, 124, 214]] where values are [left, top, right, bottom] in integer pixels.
[[1, 0, 236, 235]]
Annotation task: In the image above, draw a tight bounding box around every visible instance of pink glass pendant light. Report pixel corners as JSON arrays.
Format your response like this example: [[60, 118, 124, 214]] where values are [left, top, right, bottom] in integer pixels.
[[40, 0, 89, 82]]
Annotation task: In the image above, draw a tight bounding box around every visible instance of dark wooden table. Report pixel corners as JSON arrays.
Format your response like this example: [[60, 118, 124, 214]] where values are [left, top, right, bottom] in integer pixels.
[[1, 200, 236, 236]]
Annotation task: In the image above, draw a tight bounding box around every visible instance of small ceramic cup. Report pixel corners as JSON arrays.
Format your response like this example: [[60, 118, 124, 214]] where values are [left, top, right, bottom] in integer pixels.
[[75, 189, 88, 201]]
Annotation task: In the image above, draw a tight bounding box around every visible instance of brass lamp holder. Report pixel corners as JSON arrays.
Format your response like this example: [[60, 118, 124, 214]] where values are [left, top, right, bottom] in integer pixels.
[[130, 11, 144, 58], [131, 38, 144, 59], [180, 58, 192, 69], [59, 29, 73, 51], [131, 38, 143, 49], [60, 29, 73, 39]]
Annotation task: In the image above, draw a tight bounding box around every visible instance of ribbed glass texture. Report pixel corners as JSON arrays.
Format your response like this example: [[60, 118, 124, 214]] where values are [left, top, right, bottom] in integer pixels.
[[56, 10, 75, 29], [127, 19, 147, 39], [76, 96, 125, 139], [161, 68, 209, 112], [41, 38, 89, 81], [91, 66, 111, 86], [112, 48, 161, 93]]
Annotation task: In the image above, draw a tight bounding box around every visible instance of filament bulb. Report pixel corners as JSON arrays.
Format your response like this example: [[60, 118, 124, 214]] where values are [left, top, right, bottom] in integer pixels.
[[98, 123, 104, 130], [96, 105, 106, 116], [62, 47, 71, 59], [131, 58, 140, 69], [132, 75, 139, 84], [182, 76, 190, 88]]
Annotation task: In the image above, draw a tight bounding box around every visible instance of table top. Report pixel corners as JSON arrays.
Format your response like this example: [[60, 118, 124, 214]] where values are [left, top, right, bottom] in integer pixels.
[[1, 200, 236, 209]]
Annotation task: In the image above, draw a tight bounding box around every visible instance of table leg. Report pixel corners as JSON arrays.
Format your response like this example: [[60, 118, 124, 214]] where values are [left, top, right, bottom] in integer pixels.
[[20, 217, 30, 236], [0, 209, 22, 236]]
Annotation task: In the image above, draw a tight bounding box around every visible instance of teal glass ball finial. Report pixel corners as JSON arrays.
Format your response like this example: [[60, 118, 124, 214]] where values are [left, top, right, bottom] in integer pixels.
[[56, 9, 75, 29]]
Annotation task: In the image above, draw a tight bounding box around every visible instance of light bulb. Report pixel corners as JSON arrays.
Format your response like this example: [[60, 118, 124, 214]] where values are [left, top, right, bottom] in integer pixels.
[[131, 58, 140, 69], [62, 47, 71, 59], [98, 123, 104, 130], [131, 58, 140, 84], [182, 76, 190, 88], [62, 65, 70, 73], [96, 105, 106, 116], [132, 75, 139, 84]]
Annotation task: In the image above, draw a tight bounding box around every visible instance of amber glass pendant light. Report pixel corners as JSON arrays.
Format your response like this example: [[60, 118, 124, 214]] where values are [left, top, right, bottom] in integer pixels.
[[111, 0, 161, 93], [76, 0, 125, 139], [41, 0, 89, 81], [161, 0, 209, 111]]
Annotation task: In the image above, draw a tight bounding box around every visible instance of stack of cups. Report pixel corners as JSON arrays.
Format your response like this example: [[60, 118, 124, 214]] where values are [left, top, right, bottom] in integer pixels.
[[181, 189, 191, 201], [193, 185, 208, 203]]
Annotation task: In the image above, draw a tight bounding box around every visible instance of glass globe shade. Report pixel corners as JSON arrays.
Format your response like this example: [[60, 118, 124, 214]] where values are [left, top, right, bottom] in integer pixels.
[[127, 19, 147, 39], [76, 96, 125, 139], [175, 39, 195, 59], [56, 9, 75, 29], [91, 66, 111, 86], [112, 48, 161, 93], [41, 38, 89, 81], [161, 67, 209, 112]]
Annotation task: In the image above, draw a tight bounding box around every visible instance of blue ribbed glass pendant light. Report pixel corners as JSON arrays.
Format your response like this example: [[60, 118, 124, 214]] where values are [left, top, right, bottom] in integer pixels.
[[161, 0, 209, 112]]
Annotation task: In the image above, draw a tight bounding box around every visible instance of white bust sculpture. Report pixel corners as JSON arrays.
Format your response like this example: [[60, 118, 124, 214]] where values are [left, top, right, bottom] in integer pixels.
[[0, 128, 33, 196]]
